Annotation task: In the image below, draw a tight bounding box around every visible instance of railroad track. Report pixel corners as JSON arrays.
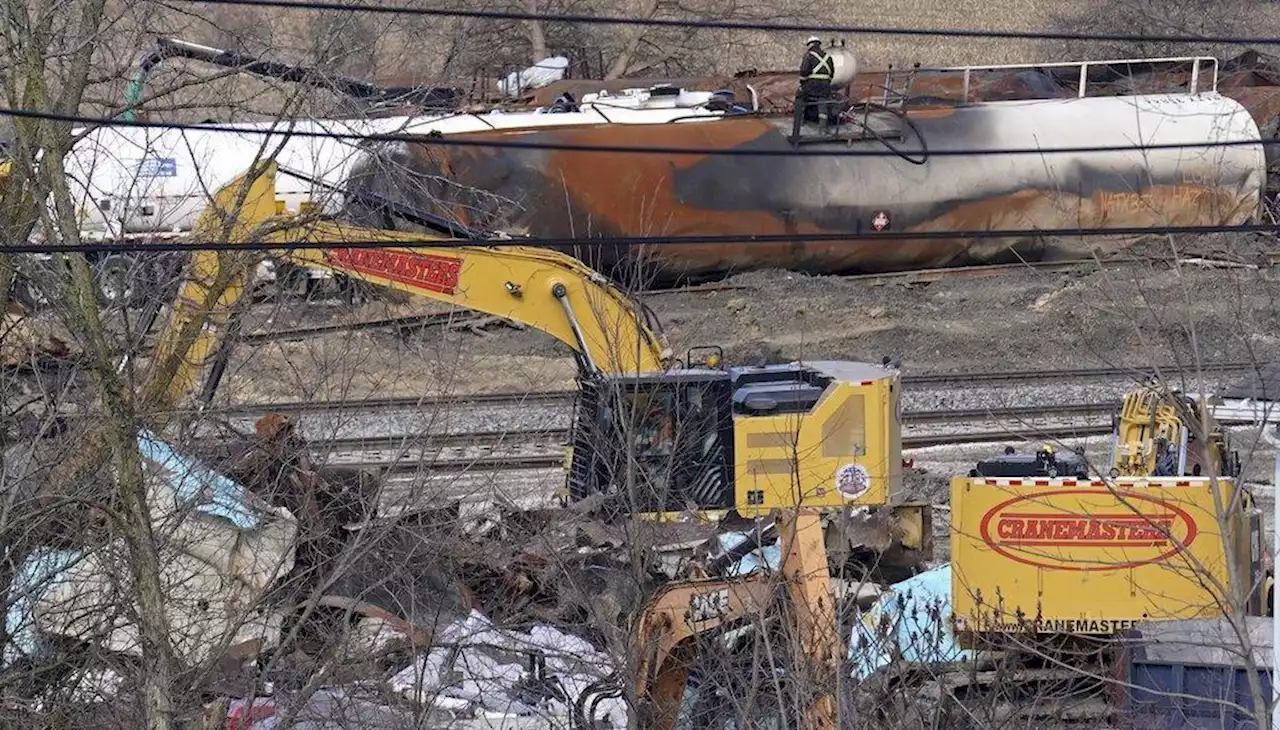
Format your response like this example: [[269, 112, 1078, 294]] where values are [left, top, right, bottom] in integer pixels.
[[231, 258, 1134, 343], [288, 401, 1160, 475], [234, 254, 1230, 345], [902, 361, 1256, 386], [295, 401, 1117, 452], [318, 424, 1122, 476], [288, 395, 1277, 475], [212, 362, 1260, 418]]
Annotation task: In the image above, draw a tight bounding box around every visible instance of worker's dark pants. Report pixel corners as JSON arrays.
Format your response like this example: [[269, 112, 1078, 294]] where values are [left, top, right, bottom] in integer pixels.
[[799, 79, 834, 126]]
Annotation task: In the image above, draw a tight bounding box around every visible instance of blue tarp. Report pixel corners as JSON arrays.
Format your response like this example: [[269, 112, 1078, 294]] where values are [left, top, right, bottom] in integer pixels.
[[3, 431, 265, 667], [849, 563, 974, 679], [681, 532, 973, 681], [5, 548, 85, 666], [137, 429, 260, 529]]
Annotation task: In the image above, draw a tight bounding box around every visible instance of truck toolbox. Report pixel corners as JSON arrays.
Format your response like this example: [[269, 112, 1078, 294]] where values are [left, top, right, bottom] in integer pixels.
[[1123, 616, 1273, 730]]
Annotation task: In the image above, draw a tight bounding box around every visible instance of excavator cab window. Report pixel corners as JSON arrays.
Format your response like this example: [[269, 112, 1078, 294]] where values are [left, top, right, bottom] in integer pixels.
[[567, 371, 735, 513]]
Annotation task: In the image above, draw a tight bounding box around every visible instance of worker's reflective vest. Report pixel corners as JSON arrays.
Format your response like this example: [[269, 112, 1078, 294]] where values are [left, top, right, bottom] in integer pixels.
[[806, 50, 835, 81]]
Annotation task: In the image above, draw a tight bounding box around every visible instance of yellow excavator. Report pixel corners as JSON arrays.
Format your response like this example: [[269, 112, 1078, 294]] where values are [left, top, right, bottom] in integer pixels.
[[1108, 378, 1241, 479], [150, 161, 931, 576], [629, 511, 841, 729], [137, 162, 879, 726], [1, 153, 857, 725]]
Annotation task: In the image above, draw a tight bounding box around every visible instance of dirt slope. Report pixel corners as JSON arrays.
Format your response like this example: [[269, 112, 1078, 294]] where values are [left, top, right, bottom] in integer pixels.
[[217, 238, 1280, 405]]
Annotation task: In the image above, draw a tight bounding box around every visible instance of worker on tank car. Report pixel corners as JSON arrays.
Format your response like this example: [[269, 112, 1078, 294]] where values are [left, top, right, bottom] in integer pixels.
[[798, 36, 836, 129]]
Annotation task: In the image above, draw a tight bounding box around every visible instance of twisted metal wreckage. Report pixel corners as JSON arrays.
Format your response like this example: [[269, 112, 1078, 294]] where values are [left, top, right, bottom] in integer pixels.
[[2, 415, 652, 727]]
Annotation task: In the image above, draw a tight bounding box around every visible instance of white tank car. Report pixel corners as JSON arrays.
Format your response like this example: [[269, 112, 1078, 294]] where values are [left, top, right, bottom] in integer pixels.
[[878, 91, 1268, 263], [60, 78, 1268, 278], [64, 86, 731, 238], [329, 89, 1267, 279]]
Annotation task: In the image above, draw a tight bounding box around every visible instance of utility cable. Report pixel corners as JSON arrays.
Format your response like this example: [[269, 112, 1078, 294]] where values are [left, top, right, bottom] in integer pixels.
[[7, 221, 1280, 254], [164, 0, 1280, 47], [0, 104, 1271, 159]]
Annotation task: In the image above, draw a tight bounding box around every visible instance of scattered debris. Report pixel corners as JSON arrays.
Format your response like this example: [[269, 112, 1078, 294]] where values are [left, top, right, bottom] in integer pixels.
[[1178, 256, 1260, 270], [0, 315, 74, 371], [0, 415, 667, 725], [389, 609, 625, 727], [446, 314, 526, 338]]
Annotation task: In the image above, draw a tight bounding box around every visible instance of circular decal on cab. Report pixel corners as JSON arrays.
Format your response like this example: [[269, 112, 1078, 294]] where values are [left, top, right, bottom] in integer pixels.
[[836, 463, 871, 499]]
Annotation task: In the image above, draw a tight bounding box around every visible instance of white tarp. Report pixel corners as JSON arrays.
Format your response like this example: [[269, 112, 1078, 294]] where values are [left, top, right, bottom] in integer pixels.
[[8, 431, 297, 669], [498, 57, 570, 96], [390, 609, 625, 728]]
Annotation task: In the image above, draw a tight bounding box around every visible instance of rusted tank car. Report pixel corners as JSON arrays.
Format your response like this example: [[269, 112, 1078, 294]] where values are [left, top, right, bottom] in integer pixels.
[[342, 86, 1265, 283]]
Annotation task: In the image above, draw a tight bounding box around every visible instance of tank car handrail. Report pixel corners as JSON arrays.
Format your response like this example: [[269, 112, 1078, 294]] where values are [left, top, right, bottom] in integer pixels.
[[923, 56, 1220, 102]]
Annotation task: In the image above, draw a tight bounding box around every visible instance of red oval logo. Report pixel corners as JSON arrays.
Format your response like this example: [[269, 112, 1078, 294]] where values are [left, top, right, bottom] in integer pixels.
[[978, 489, 1199, 572]]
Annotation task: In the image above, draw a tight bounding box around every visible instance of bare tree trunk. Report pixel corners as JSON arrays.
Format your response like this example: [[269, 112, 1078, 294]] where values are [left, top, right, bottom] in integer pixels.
[[2, 0, 181, 725], [524, 0, 548, 63], [605, 0, 658, 79], [103, 403, 178, 730], [46, 140, 180, 729]]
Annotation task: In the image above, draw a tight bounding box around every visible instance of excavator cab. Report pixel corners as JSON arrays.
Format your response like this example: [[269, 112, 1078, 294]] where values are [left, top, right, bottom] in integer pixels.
[[566, 360, 920, 537], [567, 368, 737, 514]]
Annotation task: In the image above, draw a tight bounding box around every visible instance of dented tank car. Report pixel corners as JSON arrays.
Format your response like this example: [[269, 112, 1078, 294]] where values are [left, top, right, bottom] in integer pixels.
[[342, 65, 1266, 283]]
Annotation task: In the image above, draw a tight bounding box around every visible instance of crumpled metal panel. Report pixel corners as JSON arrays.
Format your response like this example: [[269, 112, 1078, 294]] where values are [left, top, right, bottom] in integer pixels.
[[344, 92, 1264, 282], [14, 431, 298, 669]]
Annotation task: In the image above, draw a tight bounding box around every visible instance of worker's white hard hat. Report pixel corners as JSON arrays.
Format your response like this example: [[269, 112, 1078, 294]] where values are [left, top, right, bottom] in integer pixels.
[[806, 36, 821, 45]]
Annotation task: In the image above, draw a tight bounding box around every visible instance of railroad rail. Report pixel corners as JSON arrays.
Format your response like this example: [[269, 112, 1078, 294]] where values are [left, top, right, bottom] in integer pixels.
[[212, 362, 1259, 418], [283, 396, 1274, 475], [283, 401, 1118, 454], [228, 253, 1273, 345], [317, 424, 1121, 476]]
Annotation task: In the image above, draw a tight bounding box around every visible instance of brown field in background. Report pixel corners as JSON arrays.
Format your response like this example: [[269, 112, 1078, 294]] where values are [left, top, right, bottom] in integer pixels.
[[42, 0, 1280, 127], [737, 0, 1280, 70]]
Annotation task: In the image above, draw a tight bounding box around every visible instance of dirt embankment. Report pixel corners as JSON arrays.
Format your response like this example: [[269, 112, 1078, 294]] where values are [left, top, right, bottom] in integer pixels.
[[218, 245, 1280, 405]]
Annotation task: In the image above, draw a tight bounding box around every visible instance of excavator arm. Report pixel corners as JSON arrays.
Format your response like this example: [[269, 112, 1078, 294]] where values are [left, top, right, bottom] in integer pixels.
[[633, 511, 839, 730], [124, 37, 460, 121], [146, 162, 672, 411]]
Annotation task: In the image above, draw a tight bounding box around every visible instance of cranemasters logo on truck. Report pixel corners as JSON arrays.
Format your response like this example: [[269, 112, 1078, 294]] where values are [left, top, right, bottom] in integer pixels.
[[978, 489, 1198, 572], [325, 248, 463, 295]]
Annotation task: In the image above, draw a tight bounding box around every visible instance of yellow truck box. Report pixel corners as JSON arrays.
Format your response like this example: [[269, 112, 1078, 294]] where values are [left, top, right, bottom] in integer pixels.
[[950, 475, 1265, 641]]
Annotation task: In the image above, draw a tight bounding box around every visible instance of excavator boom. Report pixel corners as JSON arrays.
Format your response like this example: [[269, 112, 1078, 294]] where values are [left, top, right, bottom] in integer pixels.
[[634, 511, 839, 730], [148, 162, 671, 410]]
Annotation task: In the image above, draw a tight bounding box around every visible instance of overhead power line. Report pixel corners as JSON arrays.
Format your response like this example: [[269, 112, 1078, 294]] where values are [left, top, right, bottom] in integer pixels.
[[9, 222, 1279, 255], [167, 0, 1280, 47], [0, 105, 1271, 159]]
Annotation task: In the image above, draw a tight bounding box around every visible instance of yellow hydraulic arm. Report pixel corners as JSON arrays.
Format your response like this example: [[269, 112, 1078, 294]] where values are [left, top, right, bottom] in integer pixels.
[[146, 162, 672, 411], [1109, 382, 1236, 479], [633, 511, 839, 730]]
